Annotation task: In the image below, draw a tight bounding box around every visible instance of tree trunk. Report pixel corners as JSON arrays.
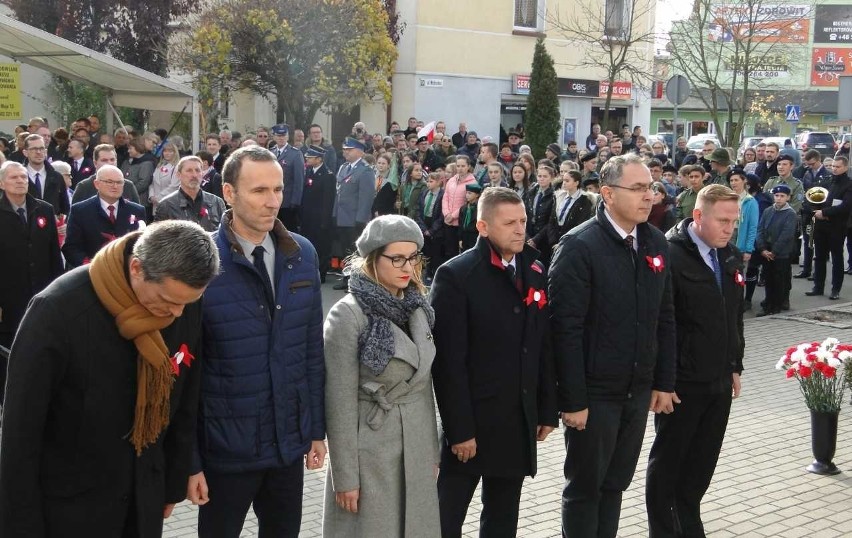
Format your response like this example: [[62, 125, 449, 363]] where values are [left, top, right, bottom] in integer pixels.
[[603, 82, 614, 131]]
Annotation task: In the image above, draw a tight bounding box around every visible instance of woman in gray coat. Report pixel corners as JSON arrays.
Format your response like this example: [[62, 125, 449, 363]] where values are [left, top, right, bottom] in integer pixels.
[[323, 215, 440, 538]]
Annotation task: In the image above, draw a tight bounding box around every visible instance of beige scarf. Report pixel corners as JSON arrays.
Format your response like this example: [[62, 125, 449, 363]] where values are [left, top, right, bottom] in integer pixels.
[[89, 233, 175, 455]]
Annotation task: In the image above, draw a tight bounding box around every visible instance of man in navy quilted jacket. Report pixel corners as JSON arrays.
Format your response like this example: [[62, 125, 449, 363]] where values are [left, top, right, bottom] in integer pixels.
[[187, 145, 326, 538]]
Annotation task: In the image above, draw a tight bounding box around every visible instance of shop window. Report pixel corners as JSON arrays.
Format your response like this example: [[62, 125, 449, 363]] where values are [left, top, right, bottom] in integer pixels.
[[604, 0, 632, 41], [514, 0, 545, 32]]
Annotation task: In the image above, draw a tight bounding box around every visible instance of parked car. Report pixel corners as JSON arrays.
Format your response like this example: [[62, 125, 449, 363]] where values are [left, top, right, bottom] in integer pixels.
[[686, 134, 720, 151], [761, 136, 796, 150], [737, 136, 763, 159], [796, 131, 837, 158]]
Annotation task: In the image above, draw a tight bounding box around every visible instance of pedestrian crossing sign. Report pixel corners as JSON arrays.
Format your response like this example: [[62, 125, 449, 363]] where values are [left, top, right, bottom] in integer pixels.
[[785, 105, 800, 123]]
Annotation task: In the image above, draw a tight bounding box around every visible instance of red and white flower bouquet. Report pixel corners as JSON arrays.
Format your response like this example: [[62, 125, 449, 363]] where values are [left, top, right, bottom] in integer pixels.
[[776, 338, 852, 413]]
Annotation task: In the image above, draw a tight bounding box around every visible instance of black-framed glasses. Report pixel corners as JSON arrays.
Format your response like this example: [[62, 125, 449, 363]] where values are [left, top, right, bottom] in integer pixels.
[[609, 184, 653, 194], [380, 253, 423, 268]]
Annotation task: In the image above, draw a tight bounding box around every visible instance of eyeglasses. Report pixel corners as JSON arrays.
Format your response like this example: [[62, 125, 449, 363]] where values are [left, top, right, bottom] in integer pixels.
[[380, 253, 423, 268], [609, 184, 653, 194], [97, 179, 124, 186], [27, 147, 47, 152]]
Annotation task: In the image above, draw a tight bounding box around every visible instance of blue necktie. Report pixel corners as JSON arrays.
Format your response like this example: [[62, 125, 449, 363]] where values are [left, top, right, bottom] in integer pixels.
[[559, 196, 573, 223], [710, 249, 723, 290], [17, 207, 26, 225], [33, 172, 42, 197]]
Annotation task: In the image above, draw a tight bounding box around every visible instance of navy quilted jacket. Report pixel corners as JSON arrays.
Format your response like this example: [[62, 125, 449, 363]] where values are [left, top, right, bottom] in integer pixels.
[[196, 212, 325, 473]]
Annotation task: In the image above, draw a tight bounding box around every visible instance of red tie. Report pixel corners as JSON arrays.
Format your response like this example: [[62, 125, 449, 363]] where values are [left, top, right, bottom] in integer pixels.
[[108, 205, 116, 224]]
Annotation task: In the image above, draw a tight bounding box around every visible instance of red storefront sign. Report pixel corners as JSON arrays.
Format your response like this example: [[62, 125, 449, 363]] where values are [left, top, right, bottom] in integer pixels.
[[599, 81, 632, 100]]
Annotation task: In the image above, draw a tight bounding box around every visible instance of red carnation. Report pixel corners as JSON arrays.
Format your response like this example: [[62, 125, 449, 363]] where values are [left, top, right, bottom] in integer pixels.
[[799, 365, 813, 378], [786, 368, 796, 378]]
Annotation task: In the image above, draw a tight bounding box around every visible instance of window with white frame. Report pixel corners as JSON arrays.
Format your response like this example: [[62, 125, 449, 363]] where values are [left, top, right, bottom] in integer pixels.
[[514, 0, 545, 32], [604, 0, 632, 41]]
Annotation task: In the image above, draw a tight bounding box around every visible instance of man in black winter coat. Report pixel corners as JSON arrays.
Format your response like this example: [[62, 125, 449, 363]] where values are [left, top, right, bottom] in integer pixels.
[[809, 156, 852, 300], [549, 154, 677, 537], [646, 184, 745, 537], [0, 221, 220, 538], [431, 187, 557, 538], [0, 162, 64, 351]]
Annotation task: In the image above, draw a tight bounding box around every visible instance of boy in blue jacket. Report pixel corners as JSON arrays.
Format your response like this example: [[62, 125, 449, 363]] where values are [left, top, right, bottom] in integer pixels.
[[755, 184, 797, 316]]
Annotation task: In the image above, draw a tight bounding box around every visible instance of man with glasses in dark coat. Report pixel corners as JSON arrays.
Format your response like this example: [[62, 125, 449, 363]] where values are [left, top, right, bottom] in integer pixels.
[[549, 154, 677, 537]]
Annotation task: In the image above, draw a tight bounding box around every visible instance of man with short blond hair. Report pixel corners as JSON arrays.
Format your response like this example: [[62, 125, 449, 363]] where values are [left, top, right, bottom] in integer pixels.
[[431, 187, 557, 537], [646, 184, 744, 537]]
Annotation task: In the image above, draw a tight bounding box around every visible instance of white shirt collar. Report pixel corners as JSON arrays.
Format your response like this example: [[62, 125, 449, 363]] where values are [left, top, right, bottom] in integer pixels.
[[501, 255, 517, 270], [27, 164, 45, 176], [603, 208, 637, 250], [687, 222, 716, 271]]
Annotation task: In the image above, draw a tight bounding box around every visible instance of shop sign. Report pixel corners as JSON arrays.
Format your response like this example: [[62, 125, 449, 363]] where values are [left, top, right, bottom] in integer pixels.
[[514, 74, 531, 95], [811, 47, 852, 86], [814, 5, 852, 44]]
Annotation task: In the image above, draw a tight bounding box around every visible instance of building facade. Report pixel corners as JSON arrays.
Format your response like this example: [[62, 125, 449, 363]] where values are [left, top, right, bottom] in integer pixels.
[[389, 0, 655, 144], [654, 0, 852, 142]]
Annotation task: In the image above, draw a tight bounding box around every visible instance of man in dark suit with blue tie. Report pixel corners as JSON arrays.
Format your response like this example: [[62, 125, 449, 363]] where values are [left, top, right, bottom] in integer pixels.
[[63, 165, 147, 268], [332, 137, 376, 290], [270, 123, 306, 231], [300, 145, 337, 283]]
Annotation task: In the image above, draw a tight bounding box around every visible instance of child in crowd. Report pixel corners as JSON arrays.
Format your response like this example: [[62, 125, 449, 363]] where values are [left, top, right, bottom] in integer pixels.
[[416, 171, 445, 281], [486, 162, 508, 189], [755, 184, 797, 316], [459, 182, 482, 252]]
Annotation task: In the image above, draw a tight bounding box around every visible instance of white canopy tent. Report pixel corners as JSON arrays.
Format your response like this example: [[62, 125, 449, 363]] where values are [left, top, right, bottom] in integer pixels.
[[0, 14, 198, 147]]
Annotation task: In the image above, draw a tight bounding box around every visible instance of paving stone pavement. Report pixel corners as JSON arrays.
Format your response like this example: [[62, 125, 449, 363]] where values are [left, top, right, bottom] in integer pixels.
[[166, 283, 852, 537]]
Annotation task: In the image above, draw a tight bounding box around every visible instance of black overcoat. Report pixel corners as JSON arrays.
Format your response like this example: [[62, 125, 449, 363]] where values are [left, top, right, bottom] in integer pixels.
[[0, 263, 203, 538], [0, 193, 63, 348], [430, 237, 558, 478]]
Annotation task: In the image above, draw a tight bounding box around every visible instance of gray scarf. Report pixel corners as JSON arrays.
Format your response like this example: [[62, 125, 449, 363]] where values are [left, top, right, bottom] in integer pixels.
[[348, 270, 435, 375]]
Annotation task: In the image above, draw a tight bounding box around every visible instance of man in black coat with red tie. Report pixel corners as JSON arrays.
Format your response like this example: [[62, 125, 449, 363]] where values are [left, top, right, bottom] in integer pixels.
[[299, 145, 337, 282], [63, 165, 147, 268], [549, 154, 677, 537], [431, 187, 558, 538], [0, 162, 64, 351]]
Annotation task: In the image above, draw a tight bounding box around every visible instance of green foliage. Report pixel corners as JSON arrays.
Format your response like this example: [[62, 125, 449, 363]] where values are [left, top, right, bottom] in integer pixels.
[[35, 77, 135, 129], [173, 0, 398, 129], [525, 38, 560, 160]]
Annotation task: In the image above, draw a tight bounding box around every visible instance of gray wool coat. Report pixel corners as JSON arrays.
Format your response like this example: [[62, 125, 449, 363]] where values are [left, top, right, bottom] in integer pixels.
[[322, 294, 441, 538]]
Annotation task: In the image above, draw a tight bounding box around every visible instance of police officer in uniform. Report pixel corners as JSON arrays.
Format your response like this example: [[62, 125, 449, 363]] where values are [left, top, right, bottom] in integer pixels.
[[270, 124, 306, 231], [332, 137, 376, 290], [300, 145, 337, 283]]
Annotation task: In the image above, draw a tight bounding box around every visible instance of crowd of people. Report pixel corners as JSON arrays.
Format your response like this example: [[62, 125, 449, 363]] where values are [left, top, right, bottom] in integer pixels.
[[0, 112, 850, 538]]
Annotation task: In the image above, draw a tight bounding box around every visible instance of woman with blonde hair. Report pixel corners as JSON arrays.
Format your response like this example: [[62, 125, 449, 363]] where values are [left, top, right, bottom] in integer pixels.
[[372, 152, 400, 216], [149, 141, 180, 208], [323, 215, 440, 538]]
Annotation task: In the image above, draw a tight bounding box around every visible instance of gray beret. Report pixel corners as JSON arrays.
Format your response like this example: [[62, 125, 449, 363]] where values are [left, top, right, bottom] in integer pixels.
[[356, 215, 424, 256]]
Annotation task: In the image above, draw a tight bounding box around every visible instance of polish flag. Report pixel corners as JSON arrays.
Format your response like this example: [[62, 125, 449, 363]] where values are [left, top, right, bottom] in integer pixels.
[[417, 121, 436, 143]]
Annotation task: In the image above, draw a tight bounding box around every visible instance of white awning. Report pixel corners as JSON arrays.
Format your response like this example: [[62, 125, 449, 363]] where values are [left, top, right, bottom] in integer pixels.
[[0, 14, 198, 144]]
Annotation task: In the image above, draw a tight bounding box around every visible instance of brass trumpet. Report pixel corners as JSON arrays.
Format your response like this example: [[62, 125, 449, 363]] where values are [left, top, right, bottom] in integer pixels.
[[805, 186, 830, 248]]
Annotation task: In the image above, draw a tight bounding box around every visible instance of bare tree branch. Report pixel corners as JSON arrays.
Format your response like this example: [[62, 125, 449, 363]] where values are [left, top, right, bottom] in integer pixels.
[[666, 0, 813, 145], [547, 0, 657, 127]]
